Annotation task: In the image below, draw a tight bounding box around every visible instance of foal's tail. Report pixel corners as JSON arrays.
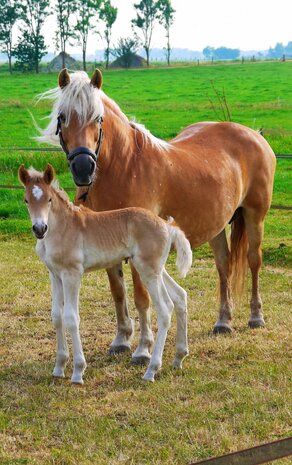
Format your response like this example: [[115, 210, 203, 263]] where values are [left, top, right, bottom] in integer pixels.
[[230, 208, 248, 299], [167, 223, 192, 278]]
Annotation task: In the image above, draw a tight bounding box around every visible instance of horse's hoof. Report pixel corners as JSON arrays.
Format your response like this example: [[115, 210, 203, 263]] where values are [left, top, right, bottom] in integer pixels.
[[213, 324, 232, 335], [108, 345, 131, 355], [71, 378, 84, 385], [248, 318, 265, 329], [142, 372, 155, 382], [131, 355, 151, 366], [172, 360, 183, 369], [52, 368, 65, 378]]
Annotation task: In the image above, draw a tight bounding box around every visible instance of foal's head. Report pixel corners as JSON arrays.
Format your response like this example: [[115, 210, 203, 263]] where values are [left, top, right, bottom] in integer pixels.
[[19, 164, 55, 239], [55, 68, 104, 187]]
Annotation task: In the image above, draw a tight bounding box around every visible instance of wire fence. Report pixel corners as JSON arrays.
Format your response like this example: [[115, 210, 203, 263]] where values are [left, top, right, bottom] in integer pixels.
[[0, 149, 291, 211]]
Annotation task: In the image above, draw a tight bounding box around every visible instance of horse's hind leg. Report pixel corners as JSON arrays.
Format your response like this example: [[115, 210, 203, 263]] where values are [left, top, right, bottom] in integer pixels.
[[163, 269, 188, 369], [243, 209, 265, 328], [209, 229, 233, 334], [107, 263, 134, 354], [132, 262, 174, 382], [141, 274, 174, 382], [130, 263, 154, 365]]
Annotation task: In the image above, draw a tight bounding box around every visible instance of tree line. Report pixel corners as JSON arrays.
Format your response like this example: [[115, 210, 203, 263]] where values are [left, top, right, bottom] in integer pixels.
[[0, 0, 175, 73]]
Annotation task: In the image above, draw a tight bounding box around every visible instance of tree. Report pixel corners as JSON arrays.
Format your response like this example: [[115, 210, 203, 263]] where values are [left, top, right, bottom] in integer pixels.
[[0, 0, 20, 74], [158, 0, 175, 66], [285, 41, 292, 55], [214, 47, 240, 60], [13, 30, 46, 71], [132, 0, 162, 67], [75, 0, 102, 71], [55, 0, 77, 69], [268, 42, 285, 59], [16, 0, 50, 73], [203, 46, 215, 60], [99, 0, 117, 69], [112, 36, 140, 69]]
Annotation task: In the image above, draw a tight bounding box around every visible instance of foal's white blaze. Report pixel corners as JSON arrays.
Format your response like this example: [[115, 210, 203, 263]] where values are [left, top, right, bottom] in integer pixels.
[[32, 185, 43, 200]]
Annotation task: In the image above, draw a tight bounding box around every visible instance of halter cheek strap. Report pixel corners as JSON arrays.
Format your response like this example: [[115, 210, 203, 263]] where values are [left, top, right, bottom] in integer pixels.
[[55, 115, 104, 162]]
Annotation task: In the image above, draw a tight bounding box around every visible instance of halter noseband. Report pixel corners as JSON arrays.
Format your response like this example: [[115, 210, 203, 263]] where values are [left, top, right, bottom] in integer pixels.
[[55, 114, 104, 163]]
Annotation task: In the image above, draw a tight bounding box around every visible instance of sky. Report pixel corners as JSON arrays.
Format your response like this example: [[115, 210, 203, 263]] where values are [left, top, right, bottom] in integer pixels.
[[46, 0, 292, 55]]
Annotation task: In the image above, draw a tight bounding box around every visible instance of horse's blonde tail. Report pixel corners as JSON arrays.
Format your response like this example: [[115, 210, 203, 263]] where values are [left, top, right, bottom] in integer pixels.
[[230, 209, 248, 299], [167, 224, 192, 278]]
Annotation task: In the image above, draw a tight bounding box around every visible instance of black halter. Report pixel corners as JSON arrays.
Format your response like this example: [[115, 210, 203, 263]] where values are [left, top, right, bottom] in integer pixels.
[[55, 114, 104, 163]]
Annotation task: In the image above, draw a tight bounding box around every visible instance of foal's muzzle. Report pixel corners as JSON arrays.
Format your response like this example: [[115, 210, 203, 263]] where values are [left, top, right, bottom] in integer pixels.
[[68, 147, 97, 186], [32, 223, 48, 239]]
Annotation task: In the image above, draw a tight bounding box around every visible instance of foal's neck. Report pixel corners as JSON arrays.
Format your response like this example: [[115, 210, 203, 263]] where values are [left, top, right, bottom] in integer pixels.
[[49, 188, 78, 225]]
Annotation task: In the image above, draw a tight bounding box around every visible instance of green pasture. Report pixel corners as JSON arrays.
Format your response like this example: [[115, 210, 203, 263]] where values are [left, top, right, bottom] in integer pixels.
[[0, 63, 291, 464]]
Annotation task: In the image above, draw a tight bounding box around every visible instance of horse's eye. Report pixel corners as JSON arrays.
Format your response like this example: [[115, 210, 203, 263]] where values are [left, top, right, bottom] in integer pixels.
[[59, 113, 66, 123]]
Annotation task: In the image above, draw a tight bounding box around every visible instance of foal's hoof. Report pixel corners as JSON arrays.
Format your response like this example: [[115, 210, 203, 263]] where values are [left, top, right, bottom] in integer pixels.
[[142, 371, 155, 382], [71, 377, 84, 385], [108, 344, 131, 355], [52, 368, 65, 378], [213, 324, 232, 335], [248, 318, 265, 329], [131, 355, 151, 366]]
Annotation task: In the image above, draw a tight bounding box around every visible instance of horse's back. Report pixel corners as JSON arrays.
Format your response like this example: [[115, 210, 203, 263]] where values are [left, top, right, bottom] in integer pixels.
[[171, 121, 276, 202], [161, 122, 276, 244]]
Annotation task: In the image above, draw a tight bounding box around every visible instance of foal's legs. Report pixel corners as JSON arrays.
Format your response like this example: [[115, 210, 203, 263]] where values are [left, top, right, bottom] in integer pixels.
[[106, 263, 134, 353], [243, 209, 265, 328], [162, 270, 188, 369], [209, 229, 233, 334], [50, 272, 69, 378], [130, 263, 154, 364], [134, 268, 174, 382], [62, 270, 86, 384]]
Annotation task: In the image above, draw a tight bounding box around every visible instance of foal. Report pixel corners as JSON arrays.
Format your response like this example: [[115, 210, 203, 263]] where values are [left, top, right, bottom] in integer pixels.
[[19, 164, 192, 383]]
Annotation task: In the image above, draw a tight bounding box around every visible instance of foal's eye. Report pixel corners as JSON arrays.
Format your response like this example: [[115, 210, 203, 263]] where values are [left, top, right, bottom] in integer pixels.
[[24, 199, 28, 204], [48, 198, 52, 203]]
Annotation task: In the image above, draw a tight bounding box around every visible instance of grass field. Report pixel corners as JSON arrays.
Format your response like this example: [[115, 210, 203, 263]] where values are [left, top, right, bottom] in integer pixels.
[[0, 63, 291, 464]]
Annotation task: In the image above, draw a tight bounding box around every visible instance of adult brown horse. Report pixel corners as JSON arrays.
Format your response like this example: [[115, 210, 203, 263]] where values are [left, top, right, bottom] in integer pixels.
[[37, 68, 276, 364]]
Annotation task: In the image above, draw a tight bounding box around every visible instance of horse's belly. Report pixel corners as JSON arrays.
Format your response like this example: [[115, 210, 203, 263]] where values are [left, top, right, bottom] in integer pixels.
[[83, 245, 129, 272]]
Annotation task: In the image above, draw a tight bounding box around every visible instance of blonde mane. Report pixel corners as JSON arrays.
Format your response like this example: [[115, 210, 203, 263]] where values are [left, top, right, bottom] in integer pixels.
[[35, 70, 171, 152], [36, 71, 104, 146]]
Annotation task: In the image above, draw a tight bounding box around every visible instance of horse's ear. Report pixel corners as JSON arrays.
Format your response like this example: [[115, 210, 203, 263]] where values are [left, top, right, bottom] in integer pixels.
[[59, 68, 70, 88], [90, 69, 103, 89], [18, 164, 30, 186], [43, 164, 55, 185]]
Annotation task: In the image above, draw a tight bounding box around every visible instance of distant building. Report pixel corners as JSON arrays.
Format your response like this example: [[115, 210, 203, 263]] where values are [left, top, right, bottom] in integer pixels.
[[110, 54, 147, 69], [48, 52, 80, 72]]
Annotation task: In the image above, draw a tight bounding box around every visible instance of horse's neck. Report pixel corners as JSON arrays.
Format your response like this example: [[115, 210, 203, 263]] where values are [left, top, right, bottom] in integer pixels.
[[102, 110, 134, 164], [49, 191, 73, 231]]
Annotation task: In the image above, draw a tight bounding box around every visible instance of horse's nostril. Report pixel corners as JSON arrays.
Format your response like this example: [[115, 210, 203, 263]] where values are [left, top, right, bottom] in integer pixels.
[[71, 161, 77, 175], [89, 159, 95, 174]]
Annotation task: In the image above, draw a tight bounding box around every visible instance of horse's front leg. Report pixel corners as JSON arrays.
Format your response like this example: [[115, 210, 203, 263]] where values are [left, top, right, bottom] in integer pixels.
[[62, 269, 86, 384], [49, 272, 69, 378], [106, 263, 134, 354]]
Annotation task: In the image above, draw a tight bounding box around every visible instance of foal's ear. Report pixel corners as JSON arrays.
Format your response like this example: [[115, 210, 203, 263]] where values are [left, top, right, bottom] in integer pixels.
[[43, 164, 55, 185], [90, 69, 103, 89], [18, 164, 30, 186], [59, 68, 70, 88]]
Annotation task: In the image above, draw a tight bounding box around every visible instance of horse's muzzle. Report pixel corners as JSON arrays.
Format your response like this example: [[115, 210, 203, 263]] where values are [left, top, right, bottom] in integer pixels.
[[32, 223, 48, 239], [68, 147, 97, 186]]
